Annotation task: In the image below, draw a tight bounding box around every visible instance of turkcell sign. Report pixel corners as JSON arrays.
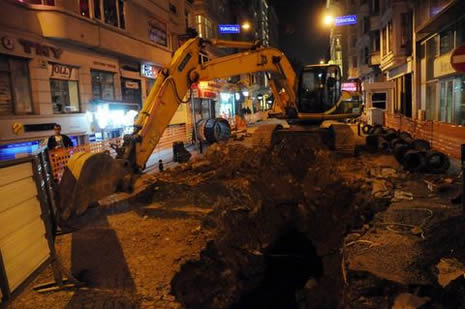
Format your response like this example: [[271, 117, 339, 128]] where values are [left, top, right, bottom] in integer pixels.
[[219, 24, 240, 34], [335, 15, 357, 26]]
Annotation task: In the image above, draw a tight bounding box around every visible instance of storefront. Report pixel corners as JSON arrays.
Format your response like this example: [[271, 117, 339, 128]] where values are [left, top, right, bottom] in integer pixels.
[[419, 17, 465, 124]]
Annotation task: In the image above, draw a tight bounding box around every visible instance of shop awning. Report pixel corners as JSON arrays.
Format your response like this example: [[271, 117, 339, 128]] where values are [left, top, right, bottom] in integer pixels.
[[417, 1, 465, 35]]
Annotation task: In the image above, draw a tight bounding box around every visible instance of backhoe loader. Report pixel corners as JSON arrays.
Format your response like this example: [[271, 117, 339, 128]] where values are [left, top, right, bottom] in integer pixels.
[[57, 37, 360, 221]]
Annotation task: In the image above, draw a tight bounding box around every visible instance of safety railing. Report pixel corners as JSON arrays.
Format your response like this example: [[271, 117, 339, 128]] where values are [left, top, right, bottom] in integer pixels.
[[48, 137, 123, 182]]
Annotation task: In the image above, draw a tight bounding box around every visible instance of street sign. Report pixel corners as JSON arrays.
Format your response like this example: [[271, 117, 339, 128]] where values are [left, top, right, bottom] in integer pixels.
[[335, 15, 357, 26], [219, 24, 240, 34], [451, 43, 465, 73]]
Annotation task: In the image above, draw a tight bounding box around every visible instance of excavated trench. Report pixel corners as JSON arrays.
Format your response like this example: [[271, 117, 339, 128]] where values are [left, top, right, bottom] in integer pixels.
[[158, 133, 378, 308]]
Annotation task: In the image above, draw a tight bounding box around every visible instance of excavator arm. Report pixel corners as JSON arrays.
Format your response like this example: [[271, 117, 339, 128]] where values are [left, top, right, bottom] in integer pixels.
[[122, 37, 298, 170], [57, 37, 299, 220]]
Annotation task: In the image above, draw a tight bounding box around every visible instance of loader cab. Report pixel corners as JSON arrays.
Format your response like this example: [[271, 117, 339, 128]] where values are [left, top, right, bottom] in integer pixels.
[[298, 64, 341, 113]]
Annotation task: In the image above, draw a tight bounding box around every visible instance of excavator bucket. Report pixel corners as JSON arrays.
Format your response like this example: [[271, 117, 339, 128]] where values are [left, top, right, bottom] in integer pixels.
[[56, 151, 129, 222]]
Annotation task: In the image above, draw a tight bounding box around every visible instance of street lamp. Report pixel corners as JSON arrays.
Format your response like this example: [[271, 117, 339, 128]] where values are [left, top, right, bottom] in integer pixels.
[[241, 22, 251, 31], [323, 15, 334, 26], [320, 59, 325, 64]]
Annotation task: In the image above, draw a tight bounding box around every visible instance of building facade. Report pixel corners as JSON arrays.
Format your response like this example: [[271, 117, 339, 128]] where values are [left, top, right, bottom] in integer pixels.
[[0, 0, 193, 159], [384, 0, 465, 160]]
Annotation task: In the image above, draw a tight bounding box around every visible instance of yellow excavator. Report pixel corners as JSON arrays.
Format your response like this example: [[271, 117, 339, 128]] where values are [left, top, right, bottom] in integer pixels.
[[57, 37, 360, 221]]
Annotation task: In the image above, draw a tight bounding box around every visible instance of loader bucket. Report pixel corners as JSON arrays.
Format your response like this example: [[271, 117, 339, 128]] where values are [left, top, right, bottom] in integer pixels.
[[56, 151, 129, 222]]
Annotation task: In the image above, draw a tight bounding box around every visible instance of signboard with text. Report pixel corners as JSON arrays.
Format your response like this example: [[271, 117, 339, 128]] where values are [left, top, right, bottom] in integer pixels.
[[48, 63, 78, 80], [335, 15, 357, 26], [219, 24, 240, 34]]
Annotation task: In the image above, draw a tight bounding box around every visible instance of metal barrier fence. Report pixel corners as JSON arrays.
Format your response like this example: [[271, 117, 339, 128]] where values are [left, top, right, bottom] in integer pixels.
[[48, 138, 123, 182]]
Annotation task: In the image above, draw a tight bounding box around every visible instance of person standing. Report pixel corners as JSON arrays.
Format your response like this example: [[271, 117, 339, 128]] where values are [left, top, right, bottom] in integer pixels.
[[47, 124, 73, 150]]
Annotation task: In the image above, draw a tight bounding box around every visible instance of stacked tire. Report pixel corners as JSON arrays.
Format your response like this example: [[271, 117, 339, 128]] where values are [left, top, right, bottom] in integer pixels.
[[362, 124, 450, 173]]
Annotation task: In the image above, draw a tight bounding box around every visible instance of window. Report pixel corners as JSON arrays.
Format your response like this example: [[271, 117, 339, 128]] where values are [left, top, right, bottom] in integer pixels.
[[121, 78, 142, 106], [426, 36, 439, 81], [169, 3, 177, 14], [23, 0, 55, 4], [195, 15, 214, 39], [425, 82, 437, 120], [364, 47, 370, 65], [80, 0, 90, 17], [371, 0, 380, 14], [439, 76, 465, 124], [82, 0, 125, 29], [388, 21, 393, 53], [382, 27, 387, 56], [50, 80, 80, 113], [0, 55, 33, 115], [440, 30, 454, 55], [91, 70, 114, 100], [372, 30, 380, 52], [401, 12, 412, 50], [149, 19, 168, 47]]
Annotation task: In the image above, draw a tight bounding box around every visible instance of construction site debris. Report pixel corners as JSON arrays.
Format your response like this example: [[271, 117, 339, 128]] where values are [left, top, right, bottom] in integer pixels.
[[364, 127, 450, 174], [392, 190, 414, 202], [392, 293, 431, 309], [436, 258, 465, 288]]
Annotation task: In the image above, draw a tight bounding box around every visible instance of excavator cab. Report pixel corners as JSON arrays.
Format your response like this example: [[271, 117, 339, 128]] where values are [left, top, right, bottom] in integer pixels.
[[297, 64, 342, 114]]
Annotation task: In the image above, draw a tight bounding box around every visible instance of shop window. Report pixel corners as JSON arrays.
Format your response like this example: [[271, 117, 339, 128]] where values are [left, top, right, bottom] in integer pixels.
[[440, 30, 454, 55], [91, 70, 115, 100], [425, 82, 437, 121], [146, 78, 155, 96], [121, 78, 142, 106], [0, 55, 33, 115], [50, 80, 80, 113], [439, 76, 465, 125], [149, 19, 168, 47]]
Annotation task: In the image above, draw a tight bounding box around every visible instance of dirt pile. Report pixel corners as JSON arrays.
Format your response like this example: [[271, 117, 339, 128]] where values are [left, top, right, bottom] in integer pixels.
[[154, 134, 379, 308]]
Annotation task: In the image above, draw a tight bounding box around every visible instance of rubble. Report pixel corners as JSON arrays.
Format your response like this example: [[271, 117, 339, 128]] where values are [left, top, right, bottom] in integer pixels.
[[163, 134, 379, 308]]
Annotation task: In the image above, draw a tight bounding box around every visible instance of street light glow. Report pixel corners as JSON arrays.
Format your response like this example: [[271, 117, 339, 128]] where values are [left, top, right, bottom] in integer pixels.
[[324, 15, 334, 26], [241, 22, 251, 31], [320, 60, 325, 64]]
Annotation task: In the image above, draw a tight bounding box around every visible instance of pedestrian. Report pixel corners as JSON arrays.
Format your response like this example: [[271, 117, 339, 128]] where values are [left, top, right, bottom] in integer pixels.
[[47, 123, 73, 150]]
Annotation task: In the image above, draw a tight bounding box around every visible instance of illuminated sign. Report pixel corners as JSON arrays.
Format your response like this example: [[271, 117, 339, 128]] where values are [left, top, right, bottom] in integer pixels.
[[219, 24, 240, 34], [342, 82, 358, 92], [335, 15, 357, 26], [141, 64, 159, 79]]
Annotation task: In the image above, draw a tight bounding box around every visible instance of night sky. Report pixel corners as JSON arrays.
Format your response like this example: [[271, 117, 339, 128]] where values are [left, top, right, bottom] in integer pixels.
[[270, 0, 329, 70]]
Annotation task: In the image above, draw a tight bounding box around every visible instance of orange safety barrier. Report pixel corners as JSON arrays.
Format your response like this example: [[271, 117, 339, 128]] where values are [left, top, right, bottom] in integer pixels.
[[48, 137, 123, 182]]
